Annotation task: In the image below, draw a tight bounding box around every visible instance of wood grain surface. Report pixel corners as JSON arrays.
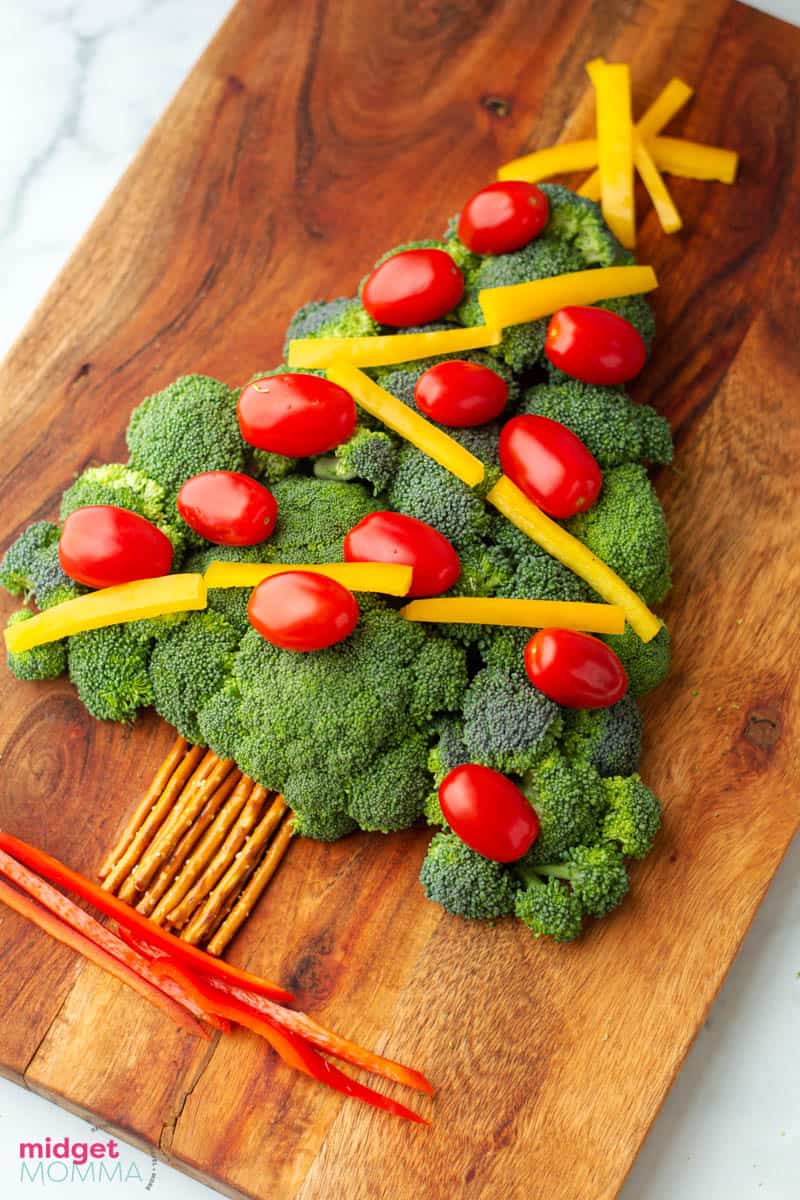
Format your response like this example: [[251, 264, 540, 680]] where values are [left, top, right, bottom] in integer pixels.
[[1, 1, 799, 1197]]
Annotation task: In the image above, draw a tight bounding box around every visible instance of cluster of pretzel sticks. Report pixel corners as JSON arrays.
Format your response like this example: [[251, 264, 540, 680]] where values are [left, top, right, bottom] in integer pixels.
[[99, 737, 294, 955]]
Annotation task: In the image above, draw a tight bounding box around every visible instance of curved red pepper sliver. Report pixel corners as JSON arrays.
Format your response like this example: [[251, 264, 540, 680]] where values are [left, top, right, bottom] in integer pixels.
[[0, 832, 294, 1005], [173, 968, 430, 1125]]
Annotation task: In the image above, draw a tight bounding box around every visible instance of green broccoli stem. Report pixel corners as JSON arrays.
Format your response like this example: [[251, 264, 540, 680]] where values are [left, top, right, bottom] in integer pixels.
[[313, 456, 355, 483], [527, 863, 572, 881], [513, 861, 547, 889]]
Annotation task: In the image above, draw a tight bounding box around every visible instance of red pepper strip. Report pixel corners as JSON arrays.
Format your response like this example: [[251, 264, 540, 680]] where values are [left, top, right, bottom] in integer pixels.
[[0, 832, 294, 1004], [0, 876, 207, 1039], [147, 960, 231, 1034], [209, 980, 434, 1095], [0, 848, 218, 1031], [158, 965, 429, 1124]]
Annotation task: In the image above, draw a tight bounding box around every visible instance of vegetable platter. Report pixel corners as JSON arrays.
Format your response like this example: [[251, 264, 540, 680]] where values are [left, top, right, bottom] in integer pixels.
[[1, 1, 799, 1198]]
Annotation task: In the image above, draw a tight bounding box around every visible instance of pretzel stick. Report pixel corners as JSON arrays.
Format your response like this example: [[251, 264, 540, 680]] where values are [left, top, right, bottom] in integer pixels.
[[152, 776, 256, 926], [102, 744, 206, 894], [135, 768, 242, 916], [205, 812, 295, 956], [181, 794, 286, 945], [166, 784, 268, 929], [119, 753, 232, 901], [98, 736, 188, 878]]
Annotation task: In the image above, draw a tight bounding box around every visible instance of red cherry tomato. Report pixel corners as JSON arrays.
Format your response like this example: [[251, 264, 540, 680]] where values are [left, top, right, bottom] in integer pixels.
[[457, 181, 549, 255], [238, 374, 356, 457], [344, 511, 461, 598], [361, 249, 464, 327], [525, 628, 628, 709], [439, 763, 540, 863], [414, 360, 508, 428], [499, 414, 602, 519], [177, 471, 277, 547], [248, 571, 359, 652], [59, 505, 173, 589], [545, 305, 647, 385]]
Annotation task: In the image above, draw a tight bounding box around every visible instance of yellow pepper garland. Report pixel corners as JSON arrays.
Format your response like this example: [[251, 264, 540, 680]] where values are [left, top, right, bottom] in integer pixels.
[[400, 597, 625, 636], [205, 561, 413, 596]]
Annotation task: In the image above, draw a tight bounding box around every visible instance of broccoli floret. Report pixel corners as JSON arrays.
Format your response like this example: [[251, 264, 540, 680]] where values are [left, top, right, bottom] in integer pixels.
[[601, 621, 671, 697], [535, 843, 629, 918], [346, 734, 431, 832], [196, 679, 247, 762], [387, 445, 490, 550], [292, 806, 358, 842], [59, 463, 186, 561], [567, 464, 671, 605], [561, 696, 643, 779], [5, 610, 67, 681], [601, 774, 661, 859], [268, 475, 379, 563], [183, 543, 268, 637], [313, 427, 399, 495], [245, 448, 298, 486], [67, 624, 154, 722], [521, 751, 604, 865], [425, 719, 468, 826], [521, 380, 673, 468], [462, 667, 562, 775], [423, 790, 447, 828], [419, 831, 517, 919], [514, 869, 584, 942], [435, 542, 515, 648], [409, 637, 469, 725], [539, 183, 624, 267], [126, 375, 245, 505], [0, 521, 85, 610], [148, 611, 240, 744], [283, 297, 378, 358]]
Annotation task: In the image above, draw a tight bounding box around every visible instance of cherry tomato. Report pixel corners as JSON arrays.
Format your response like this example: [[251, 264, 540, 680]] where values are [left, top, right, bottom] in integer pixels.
[[414, 360, 508, 428], [177, 471, 277, 547], [499, 414, 602, 519], [545, 305, 647, 385], [248, 571, 359, 652], [439, 763, 540, 863], [361, 249, 464, 327], [344, 511, 460, 598], [238, 374, 356, 456], [457, 181, 549, 255], [525, 628, 628, 709], [59, 505, 173, 589]]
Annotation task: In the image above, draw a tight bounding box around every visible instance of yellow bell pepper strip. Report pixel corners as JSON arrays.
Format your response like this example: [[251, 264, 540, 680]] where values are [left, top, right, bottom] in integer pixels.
[[633, 135, 682, 233], [478, 264, 657, 329], [650, 136, 738, 183], [486, 475, 661, 643], [325, 363, 485, 488], [579, 76, 693, 201], [400, 596, 625, 635], [287, 325, 502, 370], [205, 561, 413, 596], [497, 140, 599, 183], [587, 59, 635, 248], [4, 574, 207, 653]]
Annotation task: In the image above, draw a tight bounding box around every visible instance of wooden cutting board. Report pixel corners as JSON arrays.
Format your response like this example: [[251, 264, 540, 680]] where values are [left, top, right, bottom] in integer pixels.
[[1, 1, 799, 1196]]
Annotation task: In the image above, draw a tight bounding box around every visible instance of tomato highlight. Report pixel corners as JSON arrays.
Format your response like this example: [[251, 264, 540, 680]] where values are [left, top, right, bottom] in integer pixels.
[[59, 505, 174, 589], [238, 374, 356, 456], [344, 511, 460, 598], [545, 305, 647, 385], [248, 571, 359, 652], [524, 628, 628, 708], [414, 360, 508, 427], [361, 249, 464, 327]]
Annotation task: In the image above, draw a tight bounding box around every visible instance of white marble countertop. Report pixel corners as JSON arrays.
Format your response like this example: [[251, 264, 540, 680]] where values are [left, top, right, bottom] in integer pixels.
[[1, 2, 798, 1197]]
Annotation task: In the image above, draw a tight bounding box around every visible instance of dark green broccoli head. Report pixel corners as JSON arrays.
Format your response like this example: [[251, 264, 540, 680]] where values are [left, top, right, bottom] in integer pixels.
[[68, 624, 154, 722], [268, 475, 379, 563], [437, 542, 515, 648], [346, 734, 431, 832], [59, 463, 186, 562], [126, 375, 245, 505], [462, 667, 562, 775], [283, 297, 378, 358], [246, 448, 298, 486], [601, 621, 671, 697], [182, 542, 268, 637], [313, 427, 399, 495], [537, 842, 629, 918], [428, 718, 470, 787], [6, 611, 67, 681], [388, 445, 490, 550], [0, 521, 85, 610], [409, 637, 469, 725], [521, 751, 604, 865], [601, 773, 661, 859], [567, 463, 671, 605], [148, 610, 240, 744], [196, 679, 247, 763], [521, 380, 673, 469], [292, 806, 358, 842], [514, 872, 584, 942], [419, 831, 517, 919], [561, 695, 643, 779]]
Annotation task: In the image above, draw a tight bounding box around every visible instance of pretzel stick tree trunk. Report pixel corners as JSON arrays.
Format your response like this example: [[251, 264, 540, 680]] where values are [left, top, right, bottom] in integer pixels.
[[99, 736, 188, 878], [206, 813, 295, 956]]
